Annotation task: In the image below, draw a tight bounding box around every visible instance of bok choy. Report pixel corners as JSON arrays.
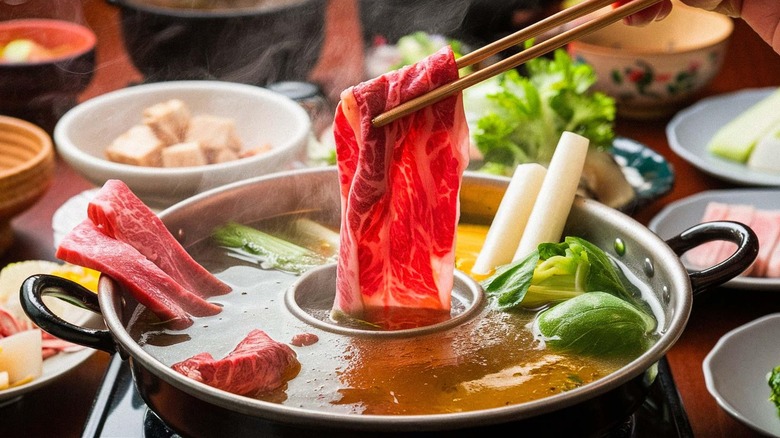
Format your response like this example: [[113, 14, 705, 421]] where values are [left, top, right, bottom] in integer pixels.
[[481, 236, 633, 309], [482, 236, 656, 357], [212, 222, 328, 275], [534, 292, 655, 357]]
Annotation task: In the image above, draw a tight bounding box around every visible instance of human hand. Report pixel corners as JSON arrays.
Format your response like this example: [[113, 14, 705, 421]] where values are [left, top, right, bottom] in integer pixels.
[[679, 0, 743, 16], [621, 0, 778, 54], [614, 0, 673, 26]]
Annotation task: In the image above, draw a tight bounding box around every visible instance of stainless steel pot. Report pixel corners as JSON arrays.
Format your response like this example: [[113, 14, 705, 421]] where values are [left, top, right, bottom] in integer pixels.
[[21, 168, 757, 437]]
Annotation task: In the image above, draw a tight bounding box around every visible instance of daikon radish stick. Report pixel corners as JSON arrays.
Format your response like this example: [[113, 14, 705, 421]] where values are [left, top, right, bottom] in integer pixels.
[[472, 163, 547, 275], [0, 329, 42, 385], [513, 132, 590, 261]]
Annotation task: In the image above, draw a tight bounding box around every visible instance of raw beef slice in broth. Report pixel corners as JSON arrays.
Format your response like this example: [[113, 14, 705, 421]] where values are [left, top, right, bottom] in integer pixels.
[[332, 46, 469, 320]]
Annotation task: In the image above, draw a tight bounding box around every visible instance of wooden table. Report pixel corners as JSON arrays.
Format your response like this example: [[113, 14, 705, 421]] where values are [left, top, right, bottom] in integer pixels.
[[2, 1, 780, 436]]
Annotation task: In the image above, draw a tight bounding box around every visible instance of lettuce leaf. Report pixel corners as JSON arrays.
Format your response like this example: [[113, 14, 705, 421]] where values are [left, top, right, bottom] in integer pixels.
[[468, 48, 616, 173]]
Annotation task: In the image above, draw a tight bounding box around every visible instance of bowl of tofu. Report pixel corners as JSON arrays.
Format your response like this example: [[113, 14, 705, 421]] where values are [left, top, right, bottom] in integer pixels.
[[54, 80, 311, 208]]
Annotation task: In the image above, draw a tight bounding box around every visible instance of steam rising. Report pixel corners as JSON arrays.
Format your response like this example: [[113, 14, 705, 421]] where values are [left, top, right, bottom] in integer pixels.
[[117, 0, 326, 85]]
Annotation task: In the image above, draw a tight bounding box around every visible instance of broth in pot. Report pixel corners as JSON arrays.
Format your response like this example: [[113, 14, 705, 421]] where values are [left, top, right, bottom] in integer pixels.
[[128, 215, 662, 416]]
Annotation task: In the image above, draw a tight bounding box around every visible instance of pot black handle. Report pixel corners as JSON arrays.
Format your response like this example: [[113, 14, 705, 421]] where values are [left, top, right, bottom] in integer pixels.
[[664, 220, 758, 295], [20, 274, 117, 353]]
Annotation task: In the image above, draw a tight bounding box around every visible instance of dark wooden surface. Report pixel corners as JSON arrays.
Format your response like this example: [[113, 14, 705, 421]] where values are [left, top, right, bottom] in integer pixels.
[[1, 1, 779, 436]]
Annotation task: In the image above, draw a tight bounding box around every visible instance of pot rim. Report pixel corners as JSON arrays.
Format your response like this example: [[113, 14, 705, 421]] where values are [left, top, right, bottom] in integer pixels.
[[98, 167, 693, 431]]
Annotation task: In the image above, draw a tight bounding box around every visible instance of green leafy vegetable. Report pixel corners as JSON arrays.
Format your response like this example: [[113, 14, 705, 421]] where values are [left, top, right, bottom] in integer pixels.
[[288, 218, 340, 257], [390, 32, 469, 73], [212, 222, 327, 274], [481, 236, 633, 309], [769, 365, 780, 417], [535, 291, 655, 357], [468, 48, 616, 173]]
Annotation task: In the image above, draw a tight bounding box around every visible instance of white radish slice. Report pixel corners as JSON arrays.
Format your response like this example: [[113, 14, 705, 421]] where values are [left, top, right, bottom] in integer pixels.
[[471, 163, 547, 275], [514, 132, 590, 261], [0, 329, 43, 385]]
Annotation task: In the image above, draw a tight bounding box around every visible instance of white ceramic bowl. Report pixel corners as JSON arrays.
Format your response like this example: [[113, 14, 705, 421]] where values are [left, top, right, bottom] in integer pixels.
[[703, 313, 780, 437], [567, 1, 733, 119], [54, 80, 311, 208]]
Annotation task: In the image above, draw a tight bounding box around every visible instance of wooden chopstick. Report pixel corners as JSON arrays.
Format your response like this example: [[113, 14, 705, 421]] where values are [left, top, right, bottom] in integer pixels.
[[372, 0, 663, 128], [455, 0, 615, 69]]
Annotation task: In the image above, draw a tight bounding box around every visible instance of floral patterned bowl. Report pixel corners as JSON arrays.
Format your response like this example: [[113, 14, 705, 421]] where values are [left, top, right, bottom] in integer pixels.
[[567, 1, 733, 119]]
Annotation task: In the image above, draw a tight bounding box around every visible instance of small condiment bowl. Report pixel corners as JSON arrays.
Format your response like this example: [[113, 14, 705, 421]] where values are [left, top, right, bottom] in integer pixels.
[[0, 116, 56, 255], [567, 1, 733, 119], [0, 19, 97, 132]]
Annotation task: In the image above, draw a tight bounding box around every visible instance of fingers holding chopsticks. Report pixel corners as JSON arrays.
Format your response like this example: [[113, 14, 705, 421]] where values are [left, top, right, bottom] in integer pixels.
[[616, 0, 673, 26]]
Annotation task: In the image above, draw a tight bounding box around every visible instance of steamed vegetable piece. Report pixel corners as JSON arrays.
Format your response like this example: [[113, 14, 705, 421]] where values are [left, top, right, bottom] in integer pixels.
[[473, 132, 588, 275], [534, 292, 655, 357], [467, 48, 616, 173], [769, 365, 780, 417], [482, 236, 635, 309], [471, 163, 546, 275], [746, 125, 780, 173], [0, 261, 97, 390], [288, 218, 340, 256], [514, 131, 589, 260], [708, 88, 780, 163], [212, 222, 328, 274], [0, 330, 42, 389]]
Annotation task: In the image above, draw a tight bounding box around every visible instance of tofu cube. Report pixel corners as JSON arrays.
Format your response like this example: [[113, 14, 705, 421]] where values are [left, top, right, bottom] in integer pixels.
[[161, 141, 208, 167], [186, 115, 243, 163], [211, 148, 240, 164], [239, 144, 272, 159], [105, 125, 164, 167], [143, 99, 191, 145]]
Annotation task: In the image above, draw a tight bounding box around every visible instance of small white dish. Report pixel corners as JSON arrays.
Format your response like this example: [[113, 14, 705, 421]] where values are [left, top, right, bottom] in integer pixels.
[[0, 313, 99, 407], [666, 87, 780, 186], [51, 188, 99, 250], [648, 188, 780, 290], [703, 313, 780, 437]]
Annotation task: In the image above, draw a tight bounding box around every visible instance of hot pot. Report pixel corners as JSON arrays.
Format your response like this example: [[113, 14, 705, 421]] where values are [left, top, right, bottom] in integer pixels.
[[21, 168, 756, 437], [106, 0, 326, 85]]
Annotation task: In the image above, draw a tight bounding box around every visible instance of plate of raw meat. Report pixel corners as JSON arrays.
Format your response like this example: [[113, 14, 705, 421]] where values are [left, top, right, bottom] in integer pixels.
[[0, 261, 101, 405], [648, 188, 780, 290]]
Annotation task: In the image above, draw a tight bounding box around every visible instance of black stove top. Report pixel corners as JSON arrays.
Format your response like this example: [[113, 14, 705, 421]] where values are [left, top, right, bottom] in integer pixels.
[[82, 355, 693, 438]]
